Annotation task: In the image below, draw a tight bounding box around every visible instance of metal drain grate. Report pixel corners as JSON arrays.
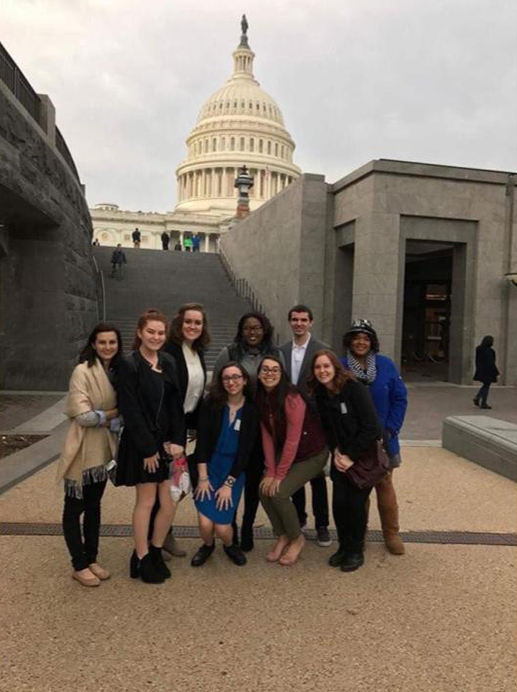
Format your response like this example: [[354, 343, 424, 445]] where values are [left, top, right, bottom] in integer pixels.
[[0, 522, 515, 546]]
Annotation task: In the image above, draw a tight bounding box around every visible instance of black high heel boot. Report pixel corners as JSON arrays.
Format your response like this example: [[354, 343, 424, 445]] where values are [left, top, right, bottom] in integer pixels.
[[130, 550, 140, 579], [139, 552, 165, 584], [149, 544, 171, 580], [240, 523, 254, 552]]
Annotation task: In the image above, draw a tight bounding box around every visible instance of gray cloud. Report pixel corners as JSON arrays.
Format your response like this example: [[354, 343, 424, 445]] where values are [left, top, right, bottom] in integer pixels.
[[3, 0, 516, 211]]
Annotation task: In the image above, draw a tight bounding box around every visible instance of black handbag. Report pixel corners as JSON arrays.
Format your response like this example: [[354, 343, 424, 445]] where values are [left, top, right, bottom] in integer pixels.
[[346, 440, 389, 490]]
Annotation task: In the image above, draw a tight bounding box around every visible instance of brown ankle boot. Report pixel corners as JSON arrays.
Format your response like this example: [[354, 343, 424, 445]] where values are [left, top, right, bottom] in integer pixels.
[[376, 471, 405, 555]]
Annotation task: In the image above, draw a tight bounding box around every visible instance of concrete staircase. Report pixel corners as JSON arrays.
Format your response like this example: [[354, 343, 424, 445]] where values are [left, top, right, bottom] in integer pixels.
[[93, 247, 252, 369]]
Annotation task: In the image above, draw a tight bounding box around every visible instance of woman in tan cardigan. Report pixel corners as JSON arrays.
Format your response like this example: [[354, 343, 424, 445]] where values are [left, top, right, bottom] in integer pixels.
[[57, 323, 123, 587]]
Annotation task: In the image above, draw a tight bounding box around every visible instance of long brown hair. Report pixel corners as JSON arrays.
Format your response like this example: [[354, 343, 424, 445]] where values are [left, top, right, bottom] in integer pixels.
[[256, 355, 298, 448], [306, 349, 355, 395], [167, 302, 211, 351], [132, 309, 168, 350], [208, 361, 252, 405]]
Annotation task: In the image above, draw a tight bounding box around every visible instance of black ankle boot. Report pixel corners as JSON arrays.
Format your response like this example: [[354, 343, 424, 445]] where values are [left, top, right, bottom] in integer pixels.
[[129, 550, 140, 578], [341, 552, 364, 572], [240, 524, 254, 552], [149, 545, 171, 579], [224, 544, 247, 566], [328, 546, 347, 567], [139, 552, 165, 583]]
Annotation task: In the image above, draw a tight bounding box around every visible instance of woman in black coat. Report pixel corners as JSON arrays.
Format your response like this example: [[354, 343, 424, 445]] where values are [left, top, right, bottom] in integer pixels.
[[148, 303, 210, 559], [115, 309, 186, 584], [190, 362, 259, 568], [473, 335, 499, 409], [308, 349, 381, 573]]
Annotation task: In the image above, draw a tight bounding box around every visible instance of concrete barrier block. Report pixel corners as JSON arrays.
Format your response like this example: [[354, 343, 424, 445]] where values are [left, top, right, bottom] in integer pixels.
[[442, 415, 517, 481]]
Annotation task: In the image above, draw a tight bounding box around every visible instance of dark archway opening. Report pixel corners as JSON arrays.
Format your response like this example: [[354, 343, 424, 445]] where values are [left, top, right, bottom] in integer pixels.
[[402, 241, 453, 382]]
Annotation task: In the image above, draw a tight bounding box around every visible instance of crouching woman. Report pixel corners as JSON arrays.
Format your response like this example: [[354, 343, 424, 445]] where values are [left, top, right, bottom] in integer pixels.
[[309, 350, 381, 573], [191, 362, 259, 567]]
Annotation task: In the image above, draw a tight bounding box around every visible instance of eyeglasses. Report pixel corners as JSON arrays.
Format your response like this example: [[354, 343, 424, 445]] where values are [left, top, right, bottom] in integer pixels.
[[222, 374, 244, 383], [260, 367, 281, 375], [242, 325, 263, 332]]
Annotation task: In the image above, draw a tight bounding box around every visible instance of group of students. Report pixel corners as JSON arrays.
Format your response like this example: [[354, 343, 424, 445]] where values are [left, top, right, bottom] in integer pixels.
[[57, 303, 408, 587]]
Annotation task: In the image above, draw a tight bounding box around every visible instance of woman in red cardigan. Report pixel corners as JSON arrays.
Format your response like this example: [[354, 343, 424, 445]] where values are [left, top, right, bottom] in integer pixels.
[[257, 356, 328, 566]]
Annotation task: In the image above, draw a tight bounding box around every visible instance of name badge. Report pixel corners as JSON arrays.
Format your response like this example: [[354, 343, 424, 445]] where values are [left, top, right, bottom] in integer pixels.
[[340, 402, 348, 414], [234, 418, 241, 431]]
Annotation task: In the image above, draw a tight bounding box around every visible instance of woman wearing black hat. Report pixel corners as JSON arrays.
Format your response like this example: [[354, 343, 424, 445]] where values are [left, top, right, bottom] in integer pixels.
[[341, 319, 408, 555]]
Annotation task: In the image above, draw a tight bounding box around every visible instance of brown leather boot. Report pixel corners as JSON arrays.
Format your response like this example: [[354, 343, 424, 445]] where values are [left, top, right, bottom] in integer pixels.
[[376, 471, 405, 555]]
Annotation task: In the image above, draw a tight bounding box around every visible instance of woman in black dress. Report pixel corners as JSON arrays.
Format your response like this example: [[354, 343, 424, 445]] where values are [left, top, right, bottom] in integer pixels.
[[148, 302, 210, 559], [473, 335, 499, 409], [115, 309, 185, 584]]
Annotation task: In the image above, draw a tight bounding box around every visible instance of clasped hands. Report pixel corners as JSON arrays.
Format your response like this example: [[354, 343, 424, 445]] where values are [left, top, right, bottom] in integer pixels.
[[143, 442, 184, 473], [333, 449, 354, 473], [259, 476, 281, 497]]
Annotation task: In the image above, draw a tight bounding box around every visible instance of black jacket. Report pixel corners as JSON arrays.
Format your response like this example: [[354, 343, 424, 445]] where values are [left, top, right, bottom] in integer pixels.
[[191, 397, 259, 483], [474, 345, 499, 384], [116, 350, 186, 461], [315, 380, 381, 461], [162, 341, 207, 429]]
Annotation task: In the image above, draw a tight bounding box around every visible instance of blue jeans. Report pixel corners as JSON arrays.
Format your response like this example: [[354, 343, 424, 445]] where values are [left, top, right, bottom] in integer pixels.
[[475, 382, 491, 405]]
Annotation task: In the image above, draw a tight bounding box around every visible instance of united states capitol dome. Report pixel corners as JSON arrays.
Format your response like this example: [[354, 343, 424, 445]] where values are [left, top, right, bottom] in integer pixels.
[[175, 17, 301, 217]]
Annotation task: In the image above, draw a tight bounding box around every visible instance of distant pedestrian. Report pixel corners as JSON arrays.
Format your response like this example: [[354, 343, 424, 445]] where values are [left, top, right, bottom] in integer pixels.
[[57, 323, 123, 587], [473, 336, 499, 409], [110, 244, 127, 279], [174, 241, 182, 251], [192, 233, 201, 252], [132, 228, 141, 248], [161, 232, 170, 251], [92, 238, 100, 246], [184, 236, 193, 252]]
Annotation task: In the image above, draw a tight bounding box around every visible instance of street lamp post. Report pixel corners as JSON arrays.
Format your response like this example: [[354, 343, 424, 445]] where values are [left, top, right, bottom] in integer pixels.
[[234, 165, 254, 219]]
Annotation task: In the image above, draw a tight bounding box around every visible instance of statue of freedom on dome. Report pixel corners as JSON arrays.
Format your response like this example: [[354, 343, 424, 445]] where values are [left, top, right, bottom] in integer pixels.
[[241, 14, 249, 36]]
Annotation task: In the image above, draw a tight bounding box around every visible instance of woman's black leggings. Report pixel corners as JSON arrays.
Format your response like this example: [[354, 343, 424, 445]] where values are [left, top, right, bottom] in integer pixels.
[[62, 480, 107, 571], [331, 468, 372, 555]]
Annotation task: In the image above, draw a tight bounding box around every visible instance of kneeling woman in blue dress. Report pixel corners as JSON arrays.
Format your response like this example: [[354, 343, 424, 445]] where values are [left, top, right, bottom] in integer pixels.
[[191, 362, 259, 567]]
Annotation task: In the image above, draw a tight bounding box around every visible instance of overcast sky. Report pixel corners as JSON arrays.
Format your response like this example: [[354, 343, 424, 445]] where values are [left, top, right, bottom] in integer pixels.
[[3, 0, 517, 211]]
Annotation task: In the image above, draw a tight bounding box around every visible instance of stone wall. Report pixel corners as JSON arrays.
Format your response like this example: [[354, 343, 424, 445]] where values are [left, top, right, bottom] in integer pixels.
[[219, 174, 329, 344], [0, 81, 98, 390]]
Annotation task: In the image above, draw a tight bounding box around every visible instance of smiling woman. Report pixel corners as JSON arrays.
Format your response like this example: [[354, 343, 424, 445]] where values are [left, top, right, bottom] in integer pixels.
[[114, 309, 186, 584]]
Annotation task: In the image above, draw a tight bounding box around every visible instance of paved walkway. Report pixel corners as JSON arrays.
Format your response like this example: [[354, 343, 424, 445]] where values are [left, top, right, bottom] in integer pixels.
[[1, 389, 516, 691]]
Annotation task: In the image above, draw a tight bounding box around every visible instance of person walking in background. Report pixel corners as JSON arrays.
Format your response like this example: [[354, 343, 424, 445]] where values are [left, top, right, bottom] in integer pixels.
[[280, 304, 331, 548], [147, 302, 210, 560], [341, 320, 408, 556], [257, 356, 328, 566], [191, 362, 259, 567], [213, 312, 284, 551], [184, 235, 193, 252], [161, 232, 170, 251], [309, 350, 381, 572], [473, 336, 499, 409], [115, 309, 185, 584], [57, 323, 123, 587], [132, 228, 141, 248], [110, 244, 127, 279], [192, 233, 201, 252]]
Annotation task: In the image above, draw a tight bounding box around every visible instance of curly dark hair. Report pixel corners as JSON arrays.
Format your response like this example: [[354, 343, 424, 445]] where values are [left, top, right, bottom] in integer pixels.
[[306, 349, 355, 396], [232, 311, 276, 354], [79, 323, 123, 368], [342, 330, 379, 354], [207, 361, 253, 405], [167, 302, 211, 351]]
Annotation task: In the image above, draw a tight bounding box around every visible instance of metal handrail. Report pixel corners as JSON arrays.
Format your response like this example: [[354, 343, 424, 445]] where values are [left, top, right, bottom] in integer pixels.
[[218, 246, 264, 314], [92, 253, 106, 322]]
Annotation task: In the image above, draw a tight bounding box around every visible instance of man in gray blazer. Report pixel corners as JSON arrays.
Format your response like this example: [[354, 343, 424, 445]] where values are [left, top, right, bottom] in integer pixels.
[[280, 304, 331, 547]]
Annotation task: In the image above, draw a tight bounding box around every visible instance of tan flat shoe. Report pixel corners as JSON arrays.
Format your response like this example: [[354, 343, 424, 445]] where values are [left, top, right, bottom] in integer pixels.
[[279, 535, 305, 566], [88, 563, 111, 580], [72, 568, 101, 587]]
